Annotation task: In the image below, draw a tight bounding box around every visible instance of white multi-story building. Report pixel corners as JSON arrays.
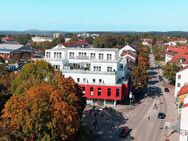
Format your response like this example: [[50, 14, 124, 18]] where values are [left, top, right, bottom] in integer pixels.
[[175, 66, 188, 97], [179, 94, 188, 141], [45, 44, 132, 105], [32, 36, 53, 42]]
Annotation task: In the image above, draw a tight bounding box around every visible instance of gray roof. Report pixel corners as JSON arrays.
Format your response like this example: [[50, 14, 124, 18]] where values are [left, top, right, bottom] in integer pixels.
[[47, 45, 119, 52], [0, 44, 33, 53]]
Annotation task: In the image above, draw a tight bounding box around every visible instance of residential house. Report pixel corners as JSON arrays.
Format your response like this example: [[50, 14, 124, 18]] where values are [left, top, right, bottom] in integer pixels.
[[178, 92, 188, 141], [175, 66, 188, 97], [165, 46, 188, 65], [32, 36, 53, 42], [0, 44, 33, 61], [142, 38, 152, 46]]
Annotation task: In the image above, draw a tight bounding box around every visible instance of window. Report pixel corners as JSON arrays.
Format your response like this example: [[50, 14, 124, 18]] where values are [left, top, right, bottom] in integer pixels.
[[99, 53, 104, 60], [177, 83, 181, 87], [53, 65, 60, 70], [178, 75, 181, 79], [82, 87, 85, 94], [93, 79, 95, 83], [107, 88, 111, 96], [46, 52, 51, 58], [107, 54, 112, 60], [119, 64, 123, 69], [116, 89, 120, 97], [107, 67, 112, 72], [54, 52, 57, 58], [93, 66, 101, 71], [90, 53, 95, 59], [98, 88, 101, 96], [90, 87, 94, 96], [98, 66, 101, 71], [69, 52, 75, 58], [99, 79, 102, 83], [83, 78, 86, 83], [77, 78, 80, 82]]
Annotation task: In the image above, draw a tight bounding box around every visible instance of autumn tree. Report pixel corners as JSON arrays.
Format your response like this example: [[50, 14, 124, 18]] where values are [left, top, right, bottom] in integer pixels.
[[162, 63, 180, 85], [1, 62, 86, 140]]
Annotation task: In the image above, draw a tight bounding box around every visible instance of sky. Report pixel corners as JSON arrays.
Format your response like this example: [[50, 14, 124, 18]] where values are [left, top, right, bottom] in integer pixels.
[[1, 0, 188, 31]]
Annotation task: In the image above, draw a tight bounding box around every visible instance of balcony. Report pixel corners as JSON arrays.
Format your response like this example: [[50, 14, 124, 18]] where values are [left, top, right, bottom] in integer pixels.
[[69, 56, 75, 59], [44, 57, 64, 61], [76, 56, 89, 60], [62, 66, 116, 75]]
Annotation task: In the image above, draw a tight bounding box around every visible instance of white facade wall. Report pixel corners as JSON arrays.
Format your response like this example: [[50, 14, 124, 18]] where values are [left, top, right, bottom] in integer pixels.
[[175, 69, 188, 97], [180, 107, 188, 141], [32, 37, 53, 42], [45, 46, 129, 86], [63, 72, 116, 85], [179, 95, 188, 141], [165, 54, 173, 64]]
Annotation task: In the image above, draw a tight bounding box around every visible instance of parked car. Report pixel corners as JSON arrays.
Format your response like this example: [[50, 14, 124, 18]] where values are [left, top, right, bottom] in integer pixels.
[[158, 112, 166, 119], [164, 88, 169, 92], [119, 126, 130, 137]]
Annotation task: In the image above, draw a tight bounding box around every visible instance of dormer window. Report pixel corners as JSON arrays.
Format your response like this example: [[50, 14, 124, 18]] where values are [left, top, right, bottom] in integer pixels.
[[179, 58, 185, 63]]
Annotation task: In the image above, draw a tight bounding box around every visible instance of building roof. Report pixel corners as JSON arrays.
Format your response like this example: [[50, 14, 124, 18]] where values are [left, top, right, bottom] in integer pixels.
[[47, 45, 119, 52], [63, 40, 89, 47], [2, 37, 16, 41], [170, 54, 188, 64], [166, 46, 188, 55], [121, 50, 137, 57], [0, 44, 23, 50], [178, 65, 188, 72], [178, 85, 188, 97]]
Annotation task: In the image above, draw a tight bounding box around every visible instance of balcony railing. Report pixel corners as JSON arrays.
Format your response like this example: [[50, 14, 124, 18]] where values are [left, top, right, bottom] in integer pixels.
[[44, 57, 64, 61], [62, 68, 116, 75], [69, 56, 75, 59], [76, 56, 89, 60]]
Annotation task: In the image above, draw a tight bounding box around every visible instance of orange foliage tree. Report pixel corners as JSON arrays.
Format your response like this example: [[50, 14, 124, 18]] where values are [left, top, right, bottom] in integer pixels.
[[1, 61, 86, 141]]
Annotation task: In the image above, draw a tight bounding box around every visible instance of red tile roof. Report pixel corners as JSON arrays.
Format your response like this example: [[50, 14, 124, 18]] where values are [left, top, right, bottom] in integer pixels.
[[170, 54, 188, 64], [166, 46, 188, 55], [178, 85, 188, 97], [2, 37, 16, 41], [121, 50, 137, 58]]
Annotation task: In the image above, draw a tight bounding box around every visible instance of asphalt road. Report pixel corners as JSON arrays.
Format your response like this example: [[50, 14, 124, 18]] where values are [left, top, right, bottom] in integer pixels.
[[83, 48, 179, 141], [126, 49, 168, 141]]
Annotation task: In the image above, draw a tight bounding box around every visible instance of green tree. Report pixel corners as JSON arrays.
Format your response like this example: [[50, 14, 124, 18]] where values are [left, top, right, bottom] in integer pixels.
[[162, 63, 180, 85], [15, 34, 31, 45], [11, 60, 55, 96], [52, 34, 65, 45], [85, 37, 94, 44], [131, 65, 148, 91]]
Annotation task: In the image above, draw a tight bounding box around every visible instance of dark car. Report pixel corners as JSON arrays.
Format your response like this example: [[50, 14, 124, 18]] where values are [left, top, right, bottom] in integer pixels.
[[164, 88, 169, 92], [119, 126, 130, 137], [158, 112, 166, 119]]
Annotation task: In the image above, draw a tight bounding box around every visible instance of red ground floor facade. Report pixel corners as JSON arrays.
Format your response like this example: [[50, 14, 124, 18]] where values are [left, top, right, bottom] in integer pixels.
[[79, 83, 129, 105]]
